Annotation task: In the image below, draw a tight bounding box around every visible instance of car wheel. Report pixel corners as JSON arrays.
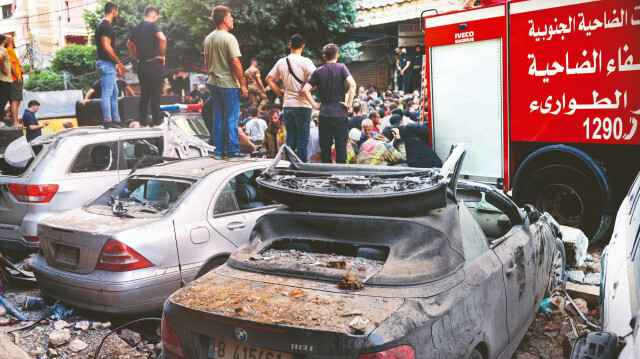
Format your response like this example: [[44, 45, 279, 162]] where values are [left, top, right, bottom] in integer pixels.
[[545, 239, 566, 297], [468, 348, 483, 359], [519, 164, 610, 244], [195, 257, 228, 279]]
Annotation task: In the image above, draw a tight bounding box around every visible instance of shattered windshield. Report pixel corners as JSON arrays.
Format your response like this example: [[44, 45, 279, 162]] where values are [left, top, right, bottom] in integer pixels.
[[86, 177, 192, 217]]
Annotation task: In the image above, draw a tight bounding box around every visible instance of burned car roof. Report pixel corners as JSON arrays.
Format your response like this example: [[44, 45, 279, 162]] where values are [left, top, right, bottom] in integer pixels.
[[227, 198, 465, 286]]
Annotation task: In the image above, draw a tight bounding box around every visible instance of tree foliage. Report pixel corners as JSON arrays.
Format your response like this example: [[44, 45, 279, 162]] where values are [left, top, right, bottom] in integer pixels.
[[24, 45, 97, 91], [85, 0, 360, 75]]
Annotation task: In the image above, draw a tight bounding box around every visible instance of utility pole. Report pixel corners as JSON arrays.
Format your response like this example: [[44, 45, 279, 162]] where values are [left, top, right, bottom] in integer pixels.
[[56, 0, 64, 49]]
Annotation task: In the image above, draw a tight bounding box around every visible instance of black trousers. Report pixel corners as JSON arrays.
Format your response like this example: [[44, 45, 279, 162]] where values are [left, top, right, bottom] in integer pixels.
[[0, 81, 10, 120], [319, 115, 348, 164], [402, 70, 413, 93], [137, 60, 164, 126]]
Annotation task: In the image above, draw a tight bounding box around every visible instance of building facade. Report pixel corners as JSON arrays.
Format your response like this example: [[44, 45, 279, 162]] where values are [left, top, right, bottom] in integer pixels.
[[347, 0, 465, 92]]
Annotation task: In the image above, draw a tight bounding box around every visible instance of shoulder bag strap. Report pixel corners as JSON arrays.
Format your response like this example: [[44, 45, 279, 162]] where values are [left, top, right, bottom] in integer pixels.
[[285, 56, 305, 85]]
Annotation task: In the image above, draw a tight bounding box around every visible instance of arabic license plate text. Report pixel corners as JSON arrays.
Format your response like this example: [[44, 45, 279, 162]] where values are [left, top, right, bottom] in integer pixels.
[[207, 338, 292, 359], [54, 245, 79, 267]]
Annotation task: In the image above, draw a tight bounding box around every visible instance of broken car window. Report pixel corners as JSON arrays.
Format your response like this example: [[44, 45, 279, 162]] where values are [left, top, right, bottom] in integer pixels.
[[70, 142, 118, 173], [86, 177, 192, 217], [0, 144, 43, 176], [214, 183, 239, 215], [122, 138, 162, 169], [459, 201, 490, 264]]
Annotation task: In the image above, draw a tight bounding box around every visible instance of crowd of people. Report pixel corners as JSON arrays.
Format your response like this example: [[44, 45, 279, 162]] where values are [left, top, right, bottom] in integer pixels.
[[197, 5, 442, 167]]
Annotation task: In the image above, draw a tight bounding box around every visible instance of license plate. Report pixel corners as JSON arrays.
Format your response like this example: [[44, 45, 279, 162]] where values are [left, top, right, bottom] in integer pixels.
[[54, 245, 79, 267], [207, 338, 292, 359]]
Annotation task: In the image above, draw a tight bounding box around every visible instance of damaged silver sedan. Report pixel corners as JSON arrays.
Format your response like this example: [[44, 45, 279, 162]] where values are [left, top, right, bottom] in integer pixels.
[[32, 157, 281, 314], [160, 145, 566, 359]]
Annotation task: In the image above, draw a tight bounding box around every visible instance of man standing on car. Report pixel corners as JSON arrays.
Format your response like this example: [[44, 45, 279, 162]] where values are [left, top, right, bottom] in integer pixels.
[[265, 34, 316, 163], [302, 44, 356, 164], [204, 5, 248, 160], [0, 34, 12, 126], [95, 1, 126, 128], [128, 5, 166, 127], [6, 36, 24, 129]]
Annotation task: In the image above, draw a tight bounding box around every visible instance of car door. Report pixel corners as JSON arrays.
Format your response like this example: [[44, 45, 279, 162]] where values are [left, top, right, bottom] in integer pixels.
[[208, 167, 278, 247], [492, 217, 539, 343]]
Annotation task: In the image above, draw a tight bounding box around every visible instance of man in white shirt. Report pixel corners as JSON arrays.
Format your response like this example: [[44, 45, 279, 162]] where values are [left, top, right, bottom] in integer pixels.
[[245, 116, 268, 142], [265, 34, 316, 162]]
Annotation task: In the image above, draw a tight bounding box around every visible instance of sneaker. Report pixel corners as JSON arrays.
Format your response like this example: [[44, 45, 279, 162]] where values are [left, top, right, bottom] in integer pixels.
[[111, 121, 125, 128], [227, 152, 250, 161], [102, 121, 112, 129], [213, 153, 224, 160]]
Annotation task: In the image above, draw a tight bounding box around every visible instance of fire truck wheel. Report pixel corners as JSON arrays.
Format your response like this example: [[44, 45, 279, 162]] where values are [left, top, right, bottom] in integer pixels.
[[520, 164, 608, 244]]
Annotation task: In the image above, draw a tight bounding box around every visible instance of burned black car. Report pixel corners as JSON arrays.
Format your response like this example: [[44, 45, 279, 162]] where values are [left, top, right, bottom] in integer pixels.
[[160, 145, 566, 359]]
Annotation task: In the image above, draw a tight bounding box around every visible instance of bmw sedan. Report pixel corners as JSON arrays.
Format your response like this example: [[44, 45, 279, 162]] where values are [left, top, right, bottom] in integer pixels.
[[160, 148, 566, 359], [32, 157, 280, 314]]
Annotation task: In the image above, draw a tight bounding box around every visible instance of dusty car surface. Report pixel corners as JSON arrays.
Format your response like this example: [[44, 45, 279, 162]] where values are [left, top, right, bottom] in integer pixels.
[[572, 171, 640, 359], [31, 157, 281, 314], [160, 145, 566, 359]]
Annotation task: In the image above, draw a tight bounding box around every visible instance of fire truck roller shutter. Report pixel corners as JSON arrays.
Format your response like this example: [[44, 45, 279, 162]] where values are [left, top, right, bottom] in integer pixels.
[[512, 145, 614, 244]]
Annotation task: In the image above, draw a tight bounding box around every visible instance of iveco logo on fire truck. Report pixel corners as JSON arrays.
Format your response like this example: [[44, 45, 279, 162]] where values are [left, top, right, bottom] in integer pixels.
[[455, 31, 474, 43]]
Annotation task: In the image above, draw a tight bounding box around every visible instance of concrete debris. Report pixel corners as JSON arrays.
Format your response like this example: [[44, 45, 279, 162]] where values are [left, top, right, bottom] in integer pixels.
[[47, 348, 57, 357], [120, 328, 142, 346], [559, 226, 588, 267], [68, 338, 88, 352], [48, 329, 71, 347], [571, 298, 589, 316], [0, 331, 30, 359], [549, 296, 566, 313], [53, 320, 71, 330], [74, 320, 90, 331], [91, 321, 103, 330], [0, 304, 6, 316], [338, 272, 364, 290], [101, 321, 112, 329], [583, 273, 601, 286], [342, 309, 363, 316], [253, 249, 384, 275], [18, 254, 36, 272], [585, 261, 601, 273], [348, 316, 369, 332], [566, 270, 585, 284], [516, 354, 539, 359], [566, 282, 600, 307]]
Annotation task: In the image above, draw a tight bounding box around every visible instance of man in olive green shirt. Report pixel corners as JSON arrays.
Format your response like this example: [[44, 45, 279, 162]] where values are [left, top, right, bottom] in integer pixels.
[[204, 5, 248, 160], [0, 34, 13, 125]]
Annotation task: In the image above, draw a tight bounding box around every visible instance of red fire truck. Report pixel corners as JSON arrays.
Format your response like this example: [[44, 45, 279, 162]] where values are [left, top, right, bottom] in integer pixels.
[[421, 0, 640, 243]]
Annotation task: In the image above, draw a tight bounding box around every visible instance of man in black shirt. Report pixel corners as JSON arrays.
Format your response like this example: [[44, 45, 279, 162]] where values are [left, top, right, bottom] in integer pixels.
[[398, 48, 412, 93], [348, 101, 367, 130], [128, 5, 166, 127], [389, 115, 442, 168], [95, 1, 126, 128]]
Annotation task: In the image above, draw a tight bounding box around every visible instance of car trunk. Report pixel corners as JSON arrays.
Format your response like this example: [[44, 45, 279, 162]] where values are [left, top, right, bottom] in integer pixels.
[[166, 272, 405, 358], [38, 209, 158, 274], [0, 143, 45, 234]]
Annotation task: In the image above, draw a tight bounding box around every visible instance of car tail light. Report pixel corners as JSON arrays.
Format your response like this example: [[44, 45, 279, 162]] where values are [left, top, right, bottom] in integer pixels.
[[24, 236, 39, 243], [359, 345, 415, 359], [8, 184, 59, 203], [96, 238, 152, 272], [162, 313, 185, 358]]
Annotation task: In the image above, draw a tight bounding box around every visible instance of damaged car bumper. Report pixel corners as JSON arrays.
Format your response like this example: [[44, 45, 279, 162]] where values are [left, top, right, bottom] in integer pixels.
[[32, 254, 183, 314]]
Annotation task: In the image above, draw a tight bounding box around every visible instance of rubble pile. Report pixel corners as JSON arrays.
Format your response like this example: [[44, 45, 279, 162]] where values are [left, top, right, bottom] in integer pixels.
[[0, 287, 162, 358], [252, 248, 385, 274]]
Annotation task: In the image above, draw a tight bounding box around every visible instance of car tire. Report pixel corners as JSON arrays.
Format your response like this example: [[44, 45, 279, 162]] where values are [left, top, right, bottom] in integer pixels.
[[468, 348, 483, 359], [545, 238, 566, 297], [195, 257, 228, 279], [519, 164, 608, 244]]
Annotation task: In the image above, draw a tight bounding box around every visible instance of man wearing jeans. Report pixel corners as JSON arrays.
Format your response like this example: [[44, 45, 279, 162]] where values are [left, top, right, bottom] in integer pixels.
[[128, 5, 166, 127], [204, 5, 248, 160], [265, 34, 316, 162], [303, 44, 356, 164], [95, 1, 126, 128]]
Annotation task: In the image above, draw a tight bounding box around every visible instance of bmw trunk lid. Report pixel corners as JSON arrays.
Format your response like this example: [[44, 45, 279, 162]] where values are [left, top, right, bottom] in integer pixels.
[[165, 270, 405, 358]]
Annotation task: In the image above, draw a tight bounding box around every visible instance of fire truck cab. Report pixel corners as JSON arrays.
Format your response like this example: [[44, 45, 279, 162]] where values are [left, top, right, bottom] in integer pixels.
[[422, 0, 640, 243]]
